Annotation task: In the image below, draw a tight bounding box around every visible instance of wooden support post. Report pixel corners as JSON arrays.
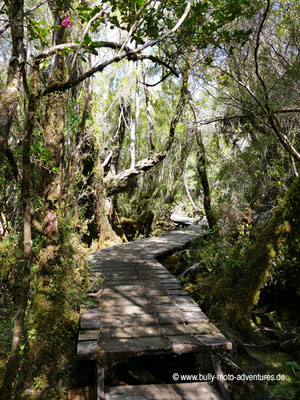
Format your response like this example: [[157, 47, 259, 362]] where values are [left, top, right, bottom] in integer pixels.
[[96, 364, 105, 400], [211, 354, 231, 400]]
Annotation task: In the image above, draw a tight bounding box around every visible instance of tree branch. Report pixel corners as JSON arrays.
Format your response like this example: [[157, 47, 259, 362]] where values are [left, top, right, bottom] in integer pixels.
[[40, 1, 190, 95], [105, 67, 190, 196], [253, 0, 300, 162], [6, 147, 22, 182], [199, 109, 300, 126]]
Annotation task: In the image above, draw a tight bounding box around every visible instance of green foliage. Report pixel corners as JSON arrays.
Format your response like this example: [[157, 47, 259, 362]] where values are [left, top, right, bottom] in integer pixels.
[[27, 18, 52, 49]]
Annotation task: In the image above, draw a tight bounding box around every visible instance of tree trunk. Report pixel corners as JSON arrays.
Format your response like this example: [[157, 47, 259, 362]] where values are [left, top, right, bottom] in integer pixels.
[[1, 70, 39, 400], [189, 96, 216, 229], [0, 0, 25, 166], [94, 158, 121, 249], [212, 176, 300, 332], [130, 69, 140, 168], [43, 7, 66, 206]]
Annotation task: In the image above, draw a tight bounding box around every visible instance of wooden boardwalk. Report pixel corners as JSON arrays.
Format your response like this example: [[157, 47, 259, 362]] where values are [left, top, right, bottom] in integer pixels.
[[77, 225, 232, 399]]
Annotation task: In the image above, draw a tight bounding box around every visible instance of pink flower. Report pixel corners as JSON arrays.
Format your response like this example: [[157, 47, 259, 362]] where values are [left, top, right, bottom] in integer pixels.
[[62, 11, 73, 27]]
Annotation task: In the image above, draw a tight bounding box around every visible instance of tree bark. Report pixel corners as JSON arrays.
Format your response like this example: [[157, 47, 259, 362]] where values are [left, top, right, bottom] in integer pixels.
[[1, 70, 39, 400], [130, 66, 140, 168], [212, 176, 300, 331], [43, 6, 66, 206], [189, 96, 216, 229], [0, 0, 25, 167]]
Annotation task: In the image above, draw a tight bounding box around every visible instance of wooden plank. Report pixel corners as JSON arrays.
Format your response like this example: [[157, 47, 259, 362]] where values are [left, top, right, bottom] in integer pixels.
[[101, 314, 157, 326], [166, 334, 201, 345], [80, 319, 101, 330], [187, 321, 220, 335], [156, 311, 185, 324], [160, 283, 181, 290], [99, 297, 150, 308], [100, 287, 145, 296], [79, 330, 99, 341], [176, 303, 202, 312], [81, 309, 101, 319], [106, 382, 221, 400], [165, 289, 188, 296], [150, 296, 174, 305], [160, 323, 188, 336], [104, 281, 142, 286], [144, 288, 170, 297], [95, 336, 168, 353], [173, 296, 198, 305], [104, 274, 140, 280], [101, 285, 144, 292], [77, 340, 96, 360], [100, 325, 161, 339], [182, 311, 209, 323], [151, 303, 181, 314], [101, 304, 153, 315], [195, 333, 232, 350]]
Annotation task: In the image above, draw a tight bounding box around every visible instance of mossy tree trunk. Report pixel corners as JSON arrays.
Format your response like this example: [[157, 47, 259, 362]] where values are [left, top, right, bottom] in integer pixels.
[[0, 0, 25, 167], [1, 69, 39, 400], [94, 158, 121, 249], [189, 96, 216, 229], [212, 176, 300, 332]]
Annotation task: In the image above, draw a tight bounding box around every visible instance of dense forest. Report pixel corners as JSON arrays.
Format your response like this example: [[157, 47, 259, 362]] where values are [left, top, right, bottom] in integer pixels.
[[0, 0, 299, 399]]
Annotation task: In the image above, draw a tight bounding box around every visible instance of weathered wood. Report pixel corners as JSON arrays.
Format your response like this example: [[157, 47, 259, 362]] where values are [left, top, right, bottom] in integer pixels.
[[81, 309, 101, 320], [80, 319, 101, 330], [182, 311, 209, 323], [165, 289, 189, 296], [97, 364, 105, 400], [211, 354, 232, 400], [196, 334, 232, 350], [100, 325, 161, 339], [171, 214, 198, 226], [77, 340, 97, 360], [79, 330, 100, 341], [101, 315, 158, 327], [187, 321, 220, 335], [106, 382, 221, 400]]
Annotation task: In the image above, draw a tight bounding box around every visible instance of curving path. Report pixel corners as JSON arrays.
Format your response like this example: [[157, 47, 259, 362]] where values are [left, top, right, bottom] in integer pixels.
[[77, 225, 232, 400]]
